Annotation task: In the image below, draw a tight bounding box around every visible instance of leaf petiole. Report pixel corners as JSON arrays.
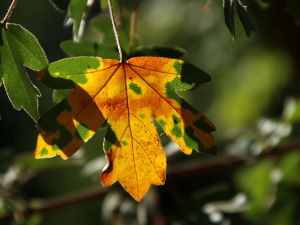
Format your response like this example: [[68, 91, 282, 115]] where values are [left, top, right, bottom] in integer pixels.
[[108, 0, 124, 62]]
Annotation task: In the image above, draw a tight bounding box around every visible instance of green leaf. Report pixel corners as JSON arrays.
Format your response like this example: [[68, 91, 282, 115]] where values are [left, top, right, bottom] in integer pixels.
[[90, 16, 129, 53], [235, 0, 255, 37], [53, 89, 73, 103], [69, 0, 88, 39], [60, 40, 119, 59], [4, 24, 48, 70], [49, 0, 70, 11], [0, 23, 48, 121], [132, 45, 186, 58], [224, 0, 235, 39]]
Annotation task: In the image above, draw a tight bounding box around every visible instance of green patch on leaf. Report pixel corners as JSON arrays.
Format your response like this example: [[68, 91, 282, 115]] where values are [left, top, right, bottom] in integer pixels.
[[104, 123, 118, 151], [173, 60, 183, 74], [171, 126, 182, 138], [68, 74, 88, 84], [40, 148, 49, 156], [159, 119, 166, 128], [129, 82, 142, 95], [75, 123, 90, 141], [171, 114, 182, 138], [183, 126, 204, 151], [139, 113, 146, 119], [165, 81, 198, 114], [122, 141, 128, 146], [43, 57, 101, 88], [52, 145, 59, 150], [172, 114, 180, 124], [170, 76, 196, 92]]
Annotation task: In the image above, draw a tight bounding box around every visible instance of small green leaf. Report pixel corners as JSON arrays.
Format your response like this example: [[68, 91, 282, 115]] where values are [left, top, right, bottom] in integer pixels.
[[49, 0, 70, 11], [53, 89, 73, 103], [132, 46, 186, 58], [1, 25, 45, 121], [172, 61, 211, 91], [69, 0, 88, 39], [60, 40, 119, 59], [235, 0, 255, 37], [224, 0, 235, 39]]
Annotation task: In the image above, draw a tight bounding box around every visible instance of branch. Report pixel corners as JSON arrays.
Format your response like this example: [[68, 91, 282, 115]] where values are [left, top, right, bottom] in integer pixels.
[[167, 142, 300, 181], [0, 187, 115, 223], [0, 142, 298, 223], [31, 187, 115, 214], [0, 0, 17, 27]]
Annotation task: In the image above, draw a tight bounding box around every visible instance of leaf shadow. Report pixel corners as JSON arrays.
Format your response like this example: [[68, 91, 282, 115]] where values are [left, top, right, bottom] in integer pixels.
[[37, 84, 109, 158]]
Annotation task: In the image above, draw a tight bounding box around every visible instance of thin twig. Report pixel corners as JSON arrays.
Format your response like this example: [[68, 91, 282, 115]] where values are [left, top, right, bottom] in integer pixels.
[[129, 0, 137, 54], [167, 142, 300, 180], [108, 0, 124, 62], [32, 187, 114, 213], [1, 0, 17, 27]]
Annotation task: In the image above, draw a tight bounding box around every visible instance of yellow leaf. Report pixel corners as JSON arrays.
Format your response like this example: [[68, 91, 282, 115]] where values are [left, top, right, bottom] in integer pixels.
[[35, 56, 216, 201]]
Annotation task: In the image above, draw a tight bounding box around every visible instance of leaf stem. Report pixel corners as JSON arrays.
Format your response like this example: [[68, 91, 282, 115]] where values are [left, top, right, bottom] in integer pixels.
[[108, 0, 124, 62], [129, 0, 137, 55], [0, 0, 17, 27]]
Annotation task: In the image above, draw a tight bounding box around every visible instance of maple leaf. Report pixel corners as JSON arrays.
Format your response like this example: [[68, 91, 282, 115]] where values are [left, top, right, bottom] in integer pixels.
[[35, 56, 216, 201]]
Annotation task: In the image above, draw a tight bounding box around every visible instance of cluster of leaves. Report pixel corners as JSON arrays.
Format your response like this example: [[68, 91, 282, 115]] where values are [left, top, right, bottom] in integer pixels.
[[223, 0, 255, 39]]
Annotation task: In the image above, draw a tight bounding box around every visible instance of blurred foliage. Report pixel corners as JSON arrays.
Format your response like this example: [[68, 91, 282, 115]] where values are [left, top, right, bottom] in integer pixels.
[[0, 0, 299, 224]]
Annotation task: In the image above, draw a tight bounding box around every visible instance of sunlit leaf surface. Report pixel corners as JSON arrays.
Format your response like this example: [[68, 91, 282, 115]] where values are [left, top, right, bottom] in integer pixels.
[[35, 56, 216, 201]]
